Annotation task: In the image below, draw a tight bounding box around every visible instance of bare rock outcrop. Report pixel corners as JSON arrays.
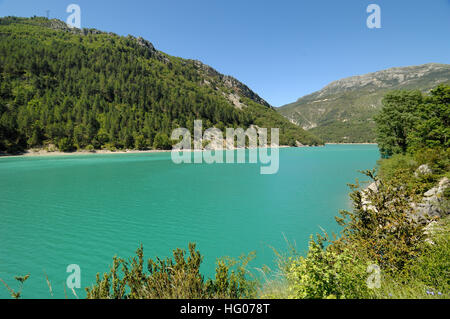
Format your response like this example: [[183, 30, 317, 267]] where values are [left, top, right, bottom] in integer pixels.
[[414, 164, 433, 177], [412, 177, 449, 221], [361, 177, 449, 222]]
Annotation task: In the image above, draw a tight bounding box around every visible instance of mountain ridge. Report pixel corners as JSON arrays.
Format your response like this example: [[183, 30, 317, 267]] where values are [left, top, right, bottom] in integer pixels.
[[278, 63, 450, 142]]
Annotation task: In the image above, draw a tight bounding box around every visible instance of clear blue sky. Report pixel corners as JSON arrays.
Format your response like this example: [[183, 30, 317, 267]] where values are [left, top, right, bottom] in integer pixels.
[[1, 0, 449, 106]]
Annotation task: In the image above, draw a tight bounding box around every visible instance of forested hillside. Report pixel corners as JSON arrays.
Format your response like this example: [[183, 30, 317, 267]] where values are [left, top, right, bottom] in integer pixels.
[[0, 17, 321, 154]]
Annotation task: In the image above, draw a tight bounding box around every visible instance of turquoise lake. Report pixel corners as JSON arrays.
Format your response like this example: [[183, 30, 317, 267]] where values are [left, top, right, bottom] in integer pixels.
[[0, 144, 379, 298]]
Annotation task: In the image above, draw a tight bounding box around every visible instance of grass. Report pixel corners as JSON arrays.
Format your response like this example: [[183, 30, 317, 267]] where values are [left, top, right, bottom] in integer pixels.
[[373, 217, 449, 299]]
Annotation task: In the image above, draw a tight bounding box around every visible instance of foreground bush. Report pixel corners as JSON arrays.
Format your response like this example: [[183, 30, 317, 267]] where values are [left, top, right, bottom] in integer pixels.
[[273, 168, 449, 299], [85, 243, 257, 299], [283, 239, 372, 299]]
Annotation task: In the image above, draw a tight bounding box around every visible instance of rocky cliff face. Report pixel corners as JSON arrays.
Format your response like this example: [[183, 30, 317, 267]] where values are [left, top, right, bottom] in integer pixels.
[[413, 177, 449, 222], [277, 63, 450, 143], [191, 60, 271, 108]]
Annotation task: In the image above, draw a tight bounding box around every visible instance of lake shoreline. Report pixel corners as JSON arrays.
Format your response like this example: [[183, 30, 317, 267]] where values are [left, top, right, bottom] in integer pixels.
[[325, 143, 378, 145], [0, 144, 378, 159], [0, 145, 294, 159]]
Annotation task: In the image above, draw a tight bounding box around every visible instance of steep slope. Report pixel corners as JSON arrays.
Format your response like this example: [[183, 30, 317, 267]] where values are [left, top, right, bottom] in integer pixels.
[[278, 63, 450, 143], [0, 17, 321, 153]]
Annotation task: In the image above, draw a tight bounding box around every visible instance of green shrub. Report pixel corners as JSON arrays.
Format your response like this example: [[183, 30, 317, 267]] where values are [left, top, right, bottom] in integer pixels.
[[377, 148, 450, 198], [152, 132, 172, 150], [280, 168, 446, 299], [57, 137, 75, 152], [337, 170, 427, 274], [409, 218, 450, 294], [103, 143, 117, 152], [284, 238, 372, 299], [371, 216, 449, 299], [375, 85, 450, 158], [85, 243, 257, 299], [134, 134, 149, 150]]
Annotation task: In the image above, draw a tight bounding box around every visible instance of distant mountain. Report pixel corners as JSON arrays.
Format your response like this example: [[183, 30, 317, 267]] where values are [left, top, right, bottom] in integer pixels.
[[277, 63, 450, 143], [0, 17, 321, 154]]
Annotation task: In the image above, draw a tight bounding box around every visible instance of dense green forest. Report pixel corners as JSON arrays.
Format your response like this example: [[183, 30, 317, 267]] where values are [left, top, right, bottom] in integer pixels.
[[0, 17, 321, 154]]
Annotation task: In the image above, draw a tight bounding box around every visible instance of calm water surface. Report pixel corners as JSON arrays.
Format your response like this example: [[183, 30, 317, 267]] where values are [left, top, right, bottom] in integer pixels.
[[0, 145, 379, 298]]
